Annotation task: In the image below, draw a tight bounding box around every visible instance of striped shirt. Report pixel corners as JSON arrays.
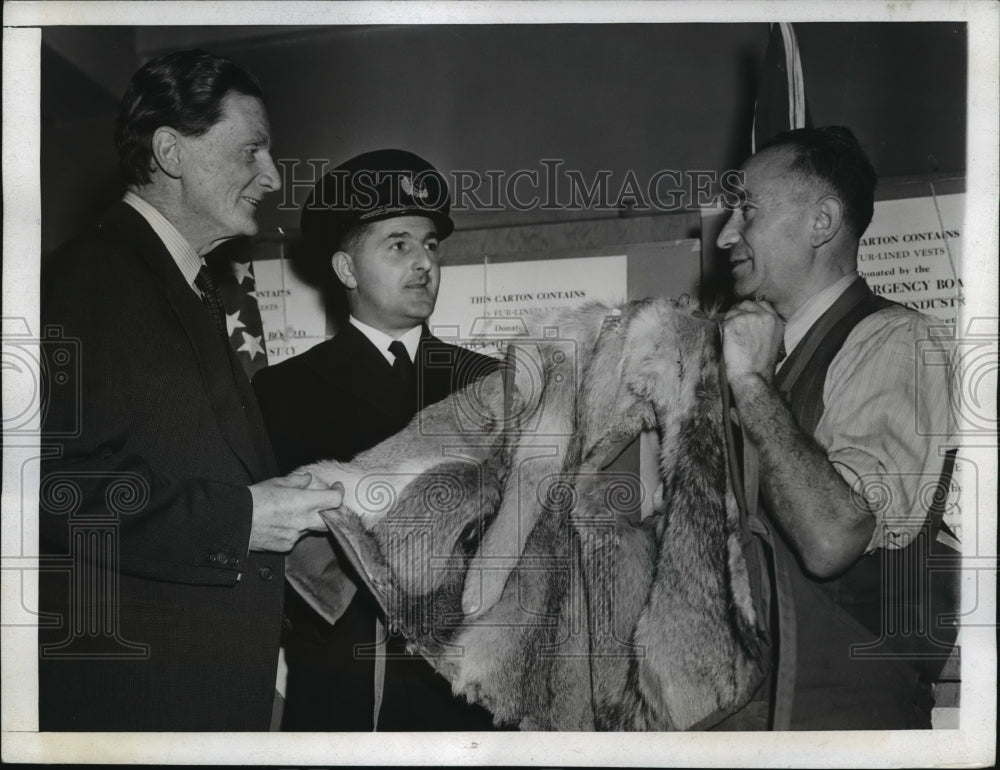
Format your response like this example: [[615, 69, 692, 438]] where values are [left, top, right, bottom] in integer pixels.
[[788, 278, 957, 551], [123, 190, 204, 296]]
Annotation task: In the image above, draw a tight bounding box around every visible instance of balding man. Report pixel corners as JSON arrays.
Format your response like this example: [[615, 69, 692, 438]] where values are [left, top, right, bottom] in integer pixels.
[[717, 126, 958, 729]]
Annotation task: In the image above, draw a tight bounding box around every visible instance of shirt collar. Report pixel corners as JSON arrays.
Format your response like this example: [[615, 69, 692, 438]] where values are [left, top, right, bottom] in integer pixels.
[[349, 316, 423, 365], [783, 272, 860, 355], [123, 190, 204, 291]]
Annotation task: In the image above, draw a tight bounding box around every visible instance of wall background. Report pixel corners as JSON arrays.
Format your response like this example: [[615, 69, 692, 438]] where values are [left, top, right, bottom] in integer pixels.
[[41, 22, 967, 256]]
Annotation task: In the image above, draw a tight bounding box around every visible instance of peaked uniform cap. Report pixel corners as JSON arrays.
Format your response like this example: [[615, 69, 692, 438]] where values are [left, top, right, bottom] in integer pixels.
[[301, 148, 453, 255]]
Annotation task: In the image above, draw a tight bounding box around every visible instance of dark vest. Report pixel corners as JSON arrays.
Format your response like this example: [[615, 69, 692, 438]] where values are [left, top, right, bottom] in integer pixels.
[[767, 277, 958, 729]]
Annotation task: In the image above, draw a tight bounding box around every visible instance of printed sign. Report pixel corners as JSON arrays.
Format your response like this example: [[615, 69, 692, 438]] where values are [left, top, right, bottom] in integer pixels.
[[857, 193, 963, 324], [252, 259, 329, 364], [430, 255, 627, 352]]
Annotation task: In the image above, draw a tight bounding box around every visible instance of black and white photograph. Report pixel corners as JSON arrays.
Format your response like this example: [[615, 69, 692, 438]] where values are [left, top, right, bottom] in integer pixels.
[[2, 1, 996, 766]]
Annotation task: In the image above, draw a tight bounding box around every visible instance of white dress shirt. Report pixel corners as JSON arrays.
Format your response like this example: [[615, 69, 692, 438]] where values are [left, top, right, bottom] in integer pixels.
[[349, 316, 422, 365]]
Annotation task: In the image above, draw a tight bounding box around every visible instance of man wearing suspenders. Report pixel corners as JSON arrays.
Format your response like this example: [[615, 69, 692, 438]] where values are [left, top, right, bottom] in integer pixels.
[[715, 126, 958, 729]]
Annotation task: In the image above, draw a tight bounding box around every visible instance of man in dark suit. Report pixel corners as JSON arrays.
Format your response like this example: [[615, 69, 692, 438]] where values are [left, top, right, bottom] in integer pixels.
[[252, 149, 500, 730], [39, 50, 344, 731]]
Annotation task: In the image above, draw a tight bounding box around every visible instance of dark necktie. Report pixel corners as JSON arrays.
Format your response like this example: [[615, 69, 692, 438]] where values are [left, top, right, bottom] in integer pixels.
[[195, 264, 248, 395], [195, 265, 229, 342], [388, 339, 414, 394], [193, 266, 275, 474]]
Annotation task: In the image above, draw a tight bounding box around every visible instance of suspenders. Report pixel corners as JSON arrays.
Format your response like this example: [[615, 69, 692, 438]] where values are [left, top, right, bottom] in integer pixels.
[[723, 277, 958, 728]]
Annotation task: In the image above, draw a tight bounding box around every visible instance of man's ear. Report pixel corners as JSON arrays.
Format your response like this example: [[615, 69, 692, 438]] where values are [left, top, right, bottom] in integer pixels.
[[810, 195, 844, 248], [332, 251, 357, 289], [150, 127, 183, 179]]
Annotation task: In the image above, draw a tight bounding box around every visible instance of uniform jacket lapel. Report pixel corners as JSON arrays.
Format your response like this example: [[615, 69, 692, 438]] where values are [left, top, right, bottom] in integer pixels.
[[302, 322, 408, 423]]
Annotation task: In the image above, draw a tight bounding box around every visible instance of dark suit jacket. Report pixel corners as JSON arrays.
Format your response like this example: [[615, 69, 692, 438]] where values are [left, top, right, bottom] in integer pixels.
[[38, 201, 283, 731], [252, 322, 500, 730]]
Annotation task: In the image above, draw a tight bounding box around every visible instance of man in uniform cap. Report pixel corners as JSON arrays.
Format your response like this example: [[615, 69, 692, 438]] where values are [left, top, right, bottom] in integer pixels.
[[253, 149, 500, 730]]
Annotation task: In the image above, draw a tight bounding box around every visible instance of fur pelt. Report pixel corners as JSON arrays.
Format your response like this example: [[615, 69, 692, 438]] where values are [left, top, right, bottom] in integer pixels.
[[287, 298, 764, 730]]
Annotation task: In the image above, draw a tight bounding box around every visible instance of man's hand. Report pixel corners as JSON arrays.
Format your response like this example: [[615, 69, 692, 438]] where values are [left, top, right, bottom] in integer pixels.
[[248, 473, 344, 553], [722, 300, 785, 385]]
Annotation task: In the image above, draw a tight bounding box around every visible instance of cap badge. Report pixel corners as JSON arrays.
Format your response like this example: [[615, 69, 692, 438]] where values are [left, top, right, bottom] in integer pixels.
[[400, 174, 428, 200]]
